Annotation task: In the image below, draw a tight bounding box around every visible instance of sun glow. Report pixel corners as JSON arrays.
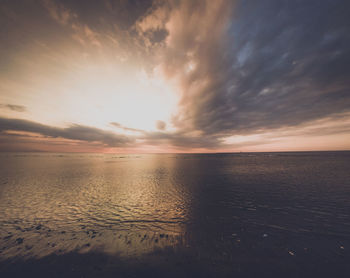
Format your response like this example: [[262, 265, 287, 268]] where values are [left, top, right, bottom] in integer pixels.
[[20, 60, 179, 133], [70, 66, 177, 132]]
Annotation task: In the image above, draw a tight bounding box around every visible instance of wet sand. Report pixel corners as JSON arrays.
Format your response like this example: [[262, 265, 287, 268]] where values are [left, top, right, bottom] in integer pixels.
[[1, 240, 349, 278]]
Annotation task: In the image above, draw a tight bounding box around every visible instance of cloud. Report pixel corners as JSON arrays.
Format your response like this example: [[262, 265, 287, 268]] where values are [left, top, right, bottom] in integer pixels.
[[42, 0, 104, 48], [0, 117, 134, 147], [0, 104, 27, 112], [1, 0, 350, 152], [0, 117, 220, 151], [136, 0, 350, 148], [139, 130, 222, 149], [110, 122, 145, 134], [156, 120, 166, 130], [42, 0, 76, 26]]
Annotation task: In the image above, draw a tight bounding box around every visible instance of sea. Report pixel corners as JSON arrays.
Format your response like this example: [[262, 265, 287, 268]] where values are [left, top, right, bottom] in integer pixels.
[[0, 152, 349, 277]]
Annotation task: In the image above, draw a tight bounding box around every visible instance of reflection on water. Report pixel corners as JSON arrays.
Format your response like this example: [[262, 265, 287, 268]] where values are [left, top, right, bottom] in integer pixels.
[[0, 152, 350, 265], [0, 154, 191, 258]]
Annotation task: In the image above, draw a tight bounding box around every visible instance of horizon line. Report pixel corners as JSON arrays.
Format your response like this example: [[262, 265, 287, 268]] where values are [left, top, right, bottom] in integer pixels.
[[1, 150, 349, 154]]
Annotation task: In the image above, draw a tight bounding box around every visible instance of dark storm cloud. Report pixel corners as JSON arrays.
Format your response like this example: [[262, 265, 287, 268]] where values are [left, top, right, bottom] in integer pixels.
[[0, 117, 133, 147], [0, 104, 26, 112], [215, 0, 350, 133], [157, 0, 350, 144]]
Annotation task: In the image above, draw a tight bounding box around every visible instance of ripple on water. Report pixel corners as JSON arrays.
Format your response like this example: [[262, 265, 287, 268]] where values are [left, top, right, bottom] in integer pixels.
[[0, 152, 350, 262]]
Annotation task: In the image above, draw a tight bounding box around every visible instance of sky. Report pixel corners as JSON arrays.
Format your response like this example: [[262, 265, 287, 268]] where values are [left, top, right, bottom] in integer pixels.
[[0, 0, 350, 153]]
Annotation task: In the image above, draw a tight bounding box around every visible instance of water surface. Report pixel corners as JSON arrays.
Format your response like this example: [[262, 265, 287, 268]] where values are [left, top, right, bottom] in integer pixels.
[[0, 152, 350, 277]]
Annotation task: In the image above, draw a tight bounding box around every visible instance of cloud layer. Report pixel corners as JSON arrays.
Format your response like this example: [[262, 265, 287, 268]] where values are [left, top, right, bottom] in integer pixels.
[[150, 0, 350, 137], [1, 0, 350, 151], [0, 104, 26, 112], [0, 117, 133, 147]]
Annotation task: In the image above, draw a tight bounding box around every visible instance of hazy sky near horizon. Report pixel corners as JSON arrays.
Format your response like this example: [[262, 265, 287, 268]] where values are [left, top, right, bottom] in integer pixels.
[[1, 0, 350, 152]]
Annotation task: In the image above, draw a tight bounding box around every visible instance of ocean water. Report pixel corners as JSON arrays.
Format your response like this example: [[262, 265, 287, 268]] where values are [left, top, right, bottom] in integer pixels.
[[0, 152, 350, 277]]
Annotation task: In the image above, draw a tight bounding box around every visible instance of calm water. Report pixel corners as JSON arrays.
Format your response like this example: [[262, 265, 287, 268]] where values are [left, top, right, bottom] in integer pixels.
[[0, 152, 350, 277]]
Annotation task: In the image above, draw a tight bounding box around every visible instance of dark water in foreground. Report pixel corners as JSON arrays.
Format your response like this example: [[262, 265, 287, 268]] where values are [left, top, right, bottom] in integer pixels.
[[0, 152, 350, 277]]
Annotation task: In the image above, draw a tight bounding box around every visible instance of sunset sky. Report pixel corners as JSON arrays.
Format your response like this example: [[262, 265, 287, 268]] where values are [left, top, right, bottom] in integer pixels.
[[0, 0, 350, 152]]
